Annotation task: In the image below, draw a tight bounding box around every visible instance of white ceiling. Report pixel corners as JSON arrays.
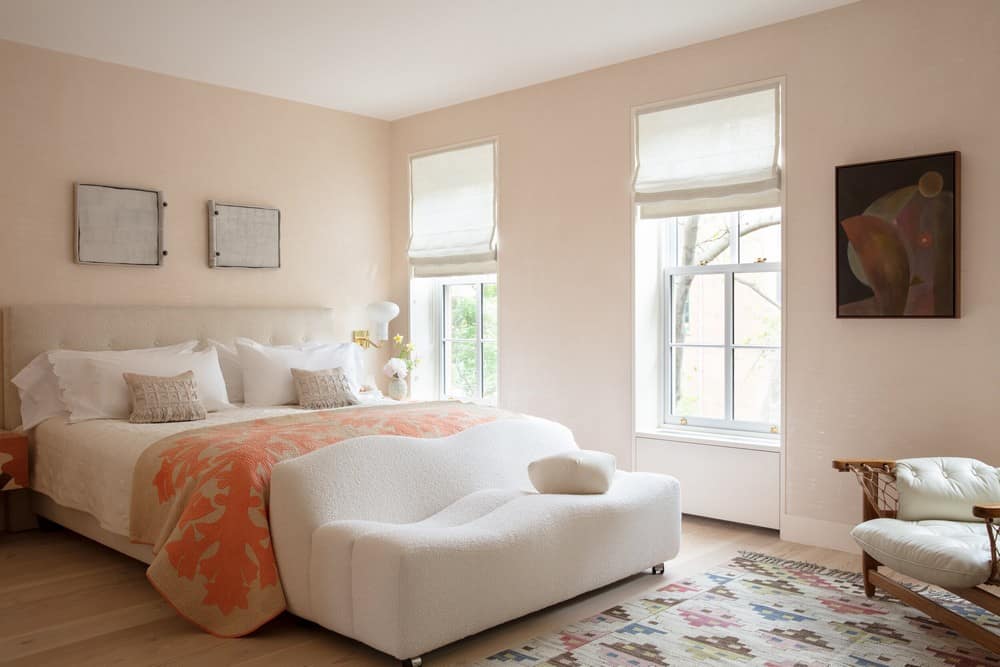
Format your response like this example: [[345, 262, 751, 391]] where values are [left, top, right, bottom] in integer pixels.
[[0, 0, 854, 120]]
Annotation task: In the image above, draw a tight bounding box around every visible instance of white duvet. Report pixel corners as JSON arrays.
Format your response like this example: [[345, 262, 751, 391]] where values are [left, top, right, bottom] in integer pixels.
[[31, 400, 391, 536]]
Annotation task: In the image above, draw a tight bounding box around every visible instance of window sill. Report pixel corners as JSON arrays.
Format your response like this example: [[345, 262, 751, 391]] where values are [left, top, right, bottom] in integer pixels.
[[635, 427, 780, 452]]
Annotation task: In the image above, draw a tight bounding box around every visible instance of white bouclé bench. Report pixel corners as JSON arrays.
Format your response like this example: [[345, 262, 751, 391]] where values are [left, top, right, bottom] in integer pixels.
[[271, 417, 681, 665]]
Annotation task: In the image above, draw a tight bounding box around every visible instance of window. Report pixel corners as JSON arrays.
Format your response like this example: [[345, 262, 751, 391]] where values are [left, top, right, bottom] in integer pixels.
[[634, 83, 782, 436], [409, 140, 499, 404], [662, 207, 781, 432], [441, 278, 497, 403]]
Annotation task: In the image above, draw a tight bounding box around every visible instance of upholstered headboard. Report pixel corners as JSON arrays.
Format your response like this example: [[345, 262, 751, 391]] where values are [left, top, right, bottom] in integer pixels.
[[1, 305, 338, 430]]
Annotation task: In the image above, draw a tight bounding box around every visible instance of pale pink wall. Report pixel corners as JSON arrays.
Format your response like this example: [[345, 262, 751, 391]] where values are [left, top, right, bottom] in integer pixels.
[[0, 39, 391, 342], [389, 0, 1000, 527]]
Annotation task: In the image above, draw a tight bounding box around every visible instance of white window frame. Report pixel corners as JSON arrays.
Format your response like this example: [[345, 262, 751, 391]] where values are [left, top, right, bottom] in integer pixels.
[[430, 274, 498, 404], [406, 136, 501, 404], [629, 78, 785, 442], [659, 210, 781, 436]]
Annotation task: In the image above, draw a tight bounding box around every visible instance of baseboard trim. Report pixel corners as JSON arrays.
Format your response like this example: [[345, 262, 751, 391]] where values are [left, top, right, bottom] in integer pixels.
[[780, 513, 859, 554]]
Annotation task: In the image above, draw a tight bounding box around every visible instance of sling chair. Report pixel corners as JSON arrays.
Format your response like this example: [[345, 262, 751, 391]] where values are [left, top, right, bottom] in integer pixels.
[[833, 457, 999, 653]]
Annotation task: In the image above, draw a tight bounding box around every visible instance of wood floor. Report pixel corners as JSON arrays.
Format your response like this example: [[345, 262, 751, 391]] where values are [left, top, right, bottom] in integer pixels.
[[0, 516, 861, 666]]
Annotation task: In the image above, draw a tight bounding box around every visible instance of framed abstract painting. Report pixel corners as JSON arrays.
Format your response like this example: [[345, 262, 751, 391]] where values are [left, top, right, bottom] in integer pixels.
[[835, 151, 960, 318]]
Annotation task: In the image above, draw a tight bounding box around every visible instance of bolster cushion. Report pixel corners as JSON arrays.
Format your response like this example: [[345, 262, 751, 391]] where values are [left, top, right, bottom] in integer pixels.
[[528, 450, 616, 494]]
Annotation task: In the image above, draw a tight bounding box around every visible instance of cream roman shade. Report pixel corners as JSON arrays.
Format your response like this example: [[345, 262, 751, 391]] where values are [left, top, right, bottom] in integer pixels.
[[409, 141, 497, 277], [634, 84, 780, 219]]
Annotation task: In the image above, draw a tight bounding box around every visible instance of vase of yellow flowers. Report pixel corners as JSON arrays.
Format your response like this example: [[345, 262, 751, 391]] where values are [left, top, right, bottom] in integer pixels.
[[383, 334, 419, 400]]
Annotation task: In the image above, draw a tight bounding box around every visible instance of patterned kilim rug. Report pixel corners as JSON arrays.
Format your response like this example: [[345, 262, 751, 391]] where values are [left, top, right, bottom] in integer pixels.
[[477, 552, 1000, 666]]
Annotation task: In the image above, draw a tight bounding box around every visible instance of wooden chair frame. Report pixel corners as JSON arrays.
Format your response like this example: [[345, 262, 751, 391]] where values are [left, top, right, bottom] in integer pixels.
[[833, 459, 1000, 653]]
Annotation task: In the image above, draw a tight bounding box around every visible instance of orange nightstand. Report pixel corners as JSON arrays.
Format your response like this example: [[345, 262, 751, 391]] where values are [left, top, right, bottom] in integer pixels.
[[0, 431, 28, 492], [1, 431, 30, 532]]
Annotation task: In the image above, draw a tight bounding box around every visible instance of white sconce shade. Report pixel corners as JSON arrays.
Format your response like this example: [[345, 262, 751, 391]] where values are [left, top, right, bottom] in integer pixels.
[[366, 301, 400, 342]]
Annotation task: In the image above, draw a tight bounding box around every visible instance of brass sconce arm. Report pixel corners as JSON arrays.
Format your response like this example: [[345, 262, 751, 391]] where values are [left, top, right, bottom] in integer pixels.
[[352, 329, 380, 349]]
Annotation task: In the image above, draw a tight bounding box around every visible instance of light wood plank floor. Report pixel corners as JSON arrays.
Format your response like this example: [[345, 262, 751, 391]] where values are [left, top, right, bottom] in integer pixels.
[[0, 517, 860, 666]]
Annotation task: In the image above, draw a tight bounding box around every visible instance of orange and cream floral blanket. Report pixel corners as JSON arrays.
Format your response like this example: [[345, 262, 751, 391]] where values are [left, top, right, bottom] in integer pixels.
[[130, 401, 512, 636]]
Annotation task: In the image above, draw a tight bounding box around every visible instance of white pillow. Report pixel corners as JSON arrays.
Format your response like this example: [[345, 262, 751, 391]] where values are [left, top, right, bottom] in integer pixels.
[[50, 347, 231, 423], [204, 340, 243, 404], [236, 338, 361, 407], [204, 338, 330, 404], [528, 450, 617, 494], [11, 353, 68, 429], [11, 341, 198, 429]]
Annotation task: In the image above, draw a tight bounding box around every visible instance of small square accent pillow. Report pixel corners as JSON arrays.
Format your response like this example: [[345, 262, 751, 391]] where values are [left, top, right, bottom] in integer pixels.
[[528, 450, 617, 494], [123, 370, 208, 424], [291, 367, 359, 410]]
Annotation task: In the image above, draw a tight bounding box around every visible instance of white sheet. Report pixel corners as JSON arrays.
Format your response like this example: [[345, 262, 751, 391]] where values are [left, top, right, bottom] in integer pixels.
[[32, 399, 391, 537]]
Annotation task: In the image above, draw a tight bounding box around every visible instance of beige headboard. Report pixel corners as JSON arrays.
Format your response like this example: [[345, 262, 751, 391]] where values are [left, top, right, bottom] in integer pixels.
[[1, 305, 338, 430]]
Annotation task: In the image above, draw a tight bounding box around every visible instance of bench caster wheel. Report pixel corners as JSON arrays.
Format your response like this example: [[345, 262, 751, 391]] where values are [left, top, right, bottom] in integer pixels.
[[402, 658, 423, 667], [651, 562, 665, 575]]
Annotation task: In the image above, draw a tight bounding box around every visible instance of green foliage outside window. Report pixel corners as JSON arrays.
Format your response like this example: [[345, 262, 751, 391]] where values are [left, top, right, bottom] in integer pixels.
[[445, 281, 497, 402]]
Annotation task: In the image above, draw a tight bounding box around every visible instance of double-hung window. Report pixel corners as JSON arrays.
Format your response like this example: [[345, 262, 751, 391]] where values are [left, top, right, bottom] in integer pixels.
[[662, 208, 781, 432], [635, 83, 782, 435], [409, 140, 499, 403]]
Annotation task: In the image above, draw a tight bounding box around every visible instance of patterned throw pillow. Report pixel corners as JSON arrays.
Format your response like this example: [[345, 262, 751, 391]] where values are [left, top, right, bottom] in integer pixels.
[[291, 367, 359, 410], [123, 370, 208, 424]]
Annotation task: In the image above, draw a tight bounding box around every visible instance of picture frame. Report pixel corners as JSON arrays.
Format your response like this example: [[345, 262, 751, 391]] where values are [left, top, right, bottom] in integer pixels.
[[75, 183, 166, 266], [208, 200, 281, 269], [835, 151, 960, 318]]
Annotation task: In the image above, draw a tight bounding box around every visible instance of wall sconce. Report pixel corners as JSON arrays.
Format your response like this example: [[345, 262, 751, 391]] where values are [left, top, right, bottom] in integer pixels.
[[352, 301, 400, 349]]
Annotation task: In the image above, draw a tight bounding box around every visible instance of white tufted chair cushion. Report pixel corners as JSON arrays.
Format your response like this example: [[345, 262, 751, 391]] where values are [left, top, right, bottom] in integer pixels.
[[852, 519, 993, 588], [895, 457, 1000, 521]]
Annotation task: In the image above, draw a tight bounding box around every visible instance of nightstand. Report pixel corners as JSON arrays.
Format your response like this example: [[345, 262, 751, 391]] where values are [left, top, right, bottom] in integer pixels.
[[1, 431, 31, 532], [0, 431, 28, 492]]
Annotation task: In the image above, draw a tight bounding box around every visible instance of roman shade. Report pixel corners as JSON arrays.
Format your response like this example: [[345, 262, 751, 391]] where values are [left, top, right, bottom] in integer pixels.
[[409, 141, 497, 277], [634, 84, 780, 219]]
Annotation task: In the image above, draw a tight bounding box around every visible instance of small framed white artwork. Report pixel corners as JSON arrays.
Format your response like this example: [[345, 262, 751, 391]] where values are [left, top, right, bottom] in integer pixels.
[[208, 200, 281, 269], [75, 183, 166, 266]]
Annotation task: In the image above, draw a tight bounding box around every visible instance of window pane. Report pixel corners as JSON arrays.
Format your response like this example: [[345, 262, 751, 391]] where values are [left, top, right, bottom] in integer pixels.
[[671, 347, 725, 419], [445, 284, 478, 339], [671, 274, 725, 345], [483, 341, 498, 403], [734, 348, 780, 425], [444, 341, 479, 399], [674, 212, 735, 267], [738, 207, 781, 263], [734, 272, 781, 346], [483, 282, 497, 339]]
